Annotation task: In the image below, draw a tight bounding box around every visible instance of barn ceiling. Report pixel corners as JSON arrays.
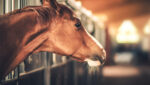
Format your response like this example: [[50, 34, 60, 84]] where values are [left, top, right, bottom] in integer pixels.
[[77, 0, 150, 23]]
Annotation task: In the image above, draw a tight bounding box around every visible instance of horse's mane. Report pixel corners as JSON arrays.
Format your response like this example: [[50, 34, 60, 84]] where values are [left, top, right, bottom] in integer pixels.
[[0, 6, 54, 24], [0, 4, 74, 26]]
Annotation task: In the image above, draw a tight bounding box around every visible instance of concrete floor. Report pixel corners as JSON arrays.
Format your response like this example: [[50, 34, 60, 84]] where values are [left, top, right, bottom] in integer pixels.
[[99, 65, 150, 85]]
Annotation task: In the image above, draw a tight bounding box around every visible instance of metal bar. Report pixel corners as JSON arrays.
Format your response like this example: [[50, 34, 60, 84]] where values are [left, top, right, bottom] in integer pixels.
[[0, 0, 3, 15], [18, 0, 20, 9], [73, 62, 77, 85], [5, 0, 8, 13], [12, 0, 14, 11], [16, 66, 20, 85], [19, 67, 45, 77], [3, 0, 5, 14], [20, 0, 22, 8], [43, 52, 50, 85]]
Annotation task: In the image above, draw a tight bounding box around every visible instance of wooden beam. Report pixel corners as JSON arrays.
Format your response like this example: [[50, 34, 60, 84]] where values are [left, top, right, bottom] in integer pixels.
[[79, 0, 150, 22], [95, 2, 150, 23], [80, 0, 150, 13], [107, 11, 150, 23], [81, 0, 127, 12]]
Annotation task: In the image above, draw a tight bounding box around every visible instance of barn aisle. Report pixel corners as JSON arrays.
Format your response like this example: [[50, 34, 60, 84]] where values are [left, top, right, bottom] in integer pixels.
[[100, 65, 150, 85]]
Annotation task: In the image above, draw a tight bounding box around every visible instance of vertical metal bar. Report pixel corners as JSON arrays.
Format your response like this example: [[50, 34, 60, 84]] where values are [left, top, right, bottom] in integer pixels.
[[41, 0, 43, 5], [12, 0, 14, 11], [16, 66, 20, 85], [0, 0, 3, 15], [22, 0, 23, 8], [48, 52, 53, 85], [5, 0, 8, 13], [73, 62, 77, 85], [23, 0, 24, 7], [43, 52, 50, 85], [24, 0, 26, 6], [3, 0, 5, 14], [18, 0, 20, 9], [24, 0, 26, 7], [20, 0, 22, 8]]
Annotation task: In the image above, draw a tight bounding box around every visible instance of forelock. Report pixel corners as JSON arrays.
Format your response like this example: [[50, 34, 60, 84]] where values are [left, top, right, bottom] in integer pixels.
[[57, 4, 75, 19]]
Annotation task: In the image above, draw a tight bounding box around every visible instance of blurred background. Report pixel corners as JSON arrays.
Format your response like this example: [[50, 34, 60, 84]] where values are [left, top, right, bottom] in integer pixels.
[[0, 0, 150, 85], [79, 0, 150, 85]]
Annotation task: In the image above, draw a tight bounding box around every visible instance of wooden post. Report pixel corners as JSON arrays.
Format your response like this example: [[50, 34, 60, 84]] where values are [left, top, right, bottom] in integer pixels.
[[105, 27, 111, 65]]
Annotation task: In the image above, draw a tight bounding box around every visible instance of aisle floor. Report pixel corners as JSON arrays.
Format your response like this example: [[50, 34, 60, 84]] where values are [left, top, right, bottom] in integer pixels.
[[100, 65, 150, 85]]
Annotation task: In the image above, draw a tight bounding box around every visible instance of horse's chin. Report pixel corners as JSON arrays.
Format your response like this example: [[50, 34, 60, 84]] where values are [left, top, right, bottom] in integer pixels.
[[71, 56, 103, 67], [84, 59, 101, 67]]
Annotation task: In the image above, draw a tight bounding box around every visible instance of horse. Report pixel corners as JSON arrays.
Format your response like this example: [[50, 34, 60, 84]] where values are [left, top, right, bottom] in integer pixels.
[[0, 0, 106, 80]]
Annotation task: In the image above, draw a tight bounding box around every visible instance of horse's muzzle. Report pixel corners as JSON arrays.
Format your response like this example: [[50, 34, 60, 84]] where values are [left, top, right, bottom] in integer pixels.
[[94, 55, 106, 65]]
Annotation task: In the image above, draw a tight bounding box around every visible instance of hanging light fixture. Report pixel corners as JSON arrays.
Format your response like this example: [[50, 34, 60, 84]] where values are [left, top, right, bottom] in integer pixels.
[[144, 20, 150, 35], [116, 20, 139, 43]]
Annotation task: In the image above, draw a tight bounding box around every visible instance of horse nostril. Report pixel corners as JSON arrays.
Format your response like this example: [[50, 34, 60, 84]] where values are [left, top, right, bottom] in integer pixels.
[[94, 55, 106, 65], [99, 56, 106, 65]]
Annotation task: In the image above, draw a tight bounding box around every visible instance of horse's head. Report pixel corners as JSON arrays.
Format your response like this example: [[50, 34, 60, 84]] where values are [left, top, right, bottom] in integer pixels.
[[0, 0, 106, 79], [37, 0, 106, 66]]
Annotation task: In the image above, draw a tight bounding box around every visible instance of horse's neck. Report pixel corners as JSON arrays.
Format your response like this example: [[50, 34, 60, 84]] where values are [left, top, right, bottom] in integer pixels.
[[0, 6, 54, 79], [0, 11, 40, 77], [0, 11, 37, 54]]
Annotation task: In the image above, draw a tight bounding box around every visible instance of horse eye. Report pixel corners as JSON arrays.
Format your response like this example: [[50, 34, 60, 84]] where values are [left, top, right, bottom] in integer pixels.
[[75, 22, 81, 28]]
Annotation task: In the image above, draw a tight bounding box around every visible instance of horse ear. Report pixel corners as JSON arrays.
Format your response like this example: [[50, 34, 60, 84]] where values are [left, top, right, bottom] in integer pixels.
[[43, 0, 58, 9]]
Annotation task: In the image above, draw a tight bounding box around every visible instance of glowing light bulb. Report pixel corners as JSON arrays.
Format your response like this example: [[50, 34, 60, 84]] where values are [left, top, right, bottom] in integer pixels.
[[116, 20, 139, 43], [144, 20, 150, 34]]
